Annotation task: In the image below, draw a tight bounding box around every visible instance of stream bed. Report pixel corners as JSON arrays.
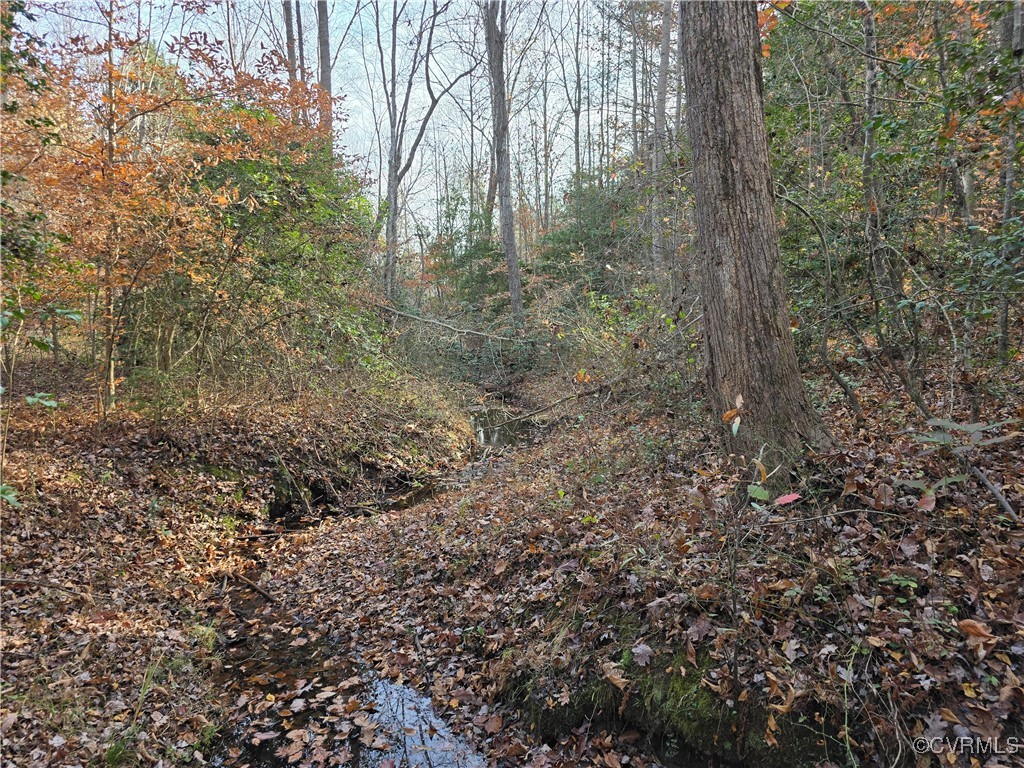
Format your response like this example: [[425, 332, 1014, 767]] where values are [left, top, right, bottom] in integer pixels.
[[208, 408, 523, 767], [208, 408, 714, 768], [468, 406, 531, 450], [208, 575, 488, 768]]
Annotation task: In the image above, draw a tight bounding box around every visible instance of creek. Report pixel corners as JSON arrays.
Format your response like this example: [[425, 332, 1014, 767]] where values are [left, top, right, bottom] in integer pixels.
[[209, 407, 714, 768], [208, 570, 488, 768], [468, 406, 531, 450], [208, 407, 526, 767]]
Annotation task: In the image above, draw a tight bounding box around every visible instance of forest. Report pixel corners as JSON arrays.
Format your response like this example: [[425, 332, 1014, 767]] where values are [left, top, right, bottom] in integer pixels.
[[1, 0, 1022, 767]]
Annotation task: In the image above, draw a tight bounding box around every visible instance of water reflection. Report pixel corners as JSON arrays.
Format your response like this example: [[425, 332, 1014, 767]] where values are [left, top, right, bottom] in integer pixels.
[[468, 407, 527, 449], [361, 677, 487, 767]]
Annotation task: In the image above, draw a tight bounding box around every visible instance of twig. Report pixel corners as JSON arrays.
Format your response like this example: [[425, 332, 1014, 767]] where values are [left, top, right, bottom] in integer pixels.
[[967, 465, 1020, 522], [0, 578, 92, 600], [372, 304, 522, 343], [231, 572, 278, 603]]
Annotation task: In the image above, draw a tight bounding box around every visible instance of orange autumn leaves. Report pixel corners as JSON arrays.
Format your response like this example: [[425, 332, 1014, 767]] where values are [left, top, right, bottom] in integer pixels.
[[1, 22, 327, 346], [759, 1, 792, 57]]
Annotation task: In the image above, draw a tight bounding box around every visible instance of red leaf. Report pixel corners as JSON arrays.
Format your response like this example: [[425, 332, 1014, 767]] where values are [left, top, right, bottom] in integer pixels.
[[483, 714, 503, 734], [958, 619, 995, 640], [774, 493, 802, 505]]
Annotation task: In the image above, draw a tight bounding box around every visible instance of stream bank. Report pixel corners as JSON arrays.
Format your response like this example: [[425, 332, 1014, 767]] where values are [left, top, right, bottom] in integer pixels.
[[248, 400, 861, 768], [3, 383, 857, 768], [204, 404, 535, 768], [218, 401, 844, 768]]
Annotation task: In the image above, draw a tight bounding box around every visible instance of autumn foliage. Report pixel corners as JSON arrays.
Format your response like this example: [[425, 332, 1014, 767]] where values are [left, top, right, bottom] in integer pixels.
[[2, 1, 368, 413]]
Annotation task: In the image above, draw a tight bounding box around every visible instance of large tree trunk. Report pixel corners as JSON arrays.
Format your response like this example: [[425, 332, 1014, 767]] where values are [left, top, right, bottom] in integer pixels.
[[484, 0, 525, 329], [680, 0, 831, 464], [316, 0, 332, 150]]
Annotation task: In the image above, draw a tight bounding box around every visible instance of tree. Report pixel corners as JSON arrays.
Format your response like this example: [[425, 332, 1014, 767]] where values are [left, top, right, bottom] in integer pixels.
[[651, 0, 673, 291], [680, 0, 832, 463], [368, 0, 476, 298], [316, 0, 332, 150], [283, 1, 297, 82], [483, 0, 524, 329]]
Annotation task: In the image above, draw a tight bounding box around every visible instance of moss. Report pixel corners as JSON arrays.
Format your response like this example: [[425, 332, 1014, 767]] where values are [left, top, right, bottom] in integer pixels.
[[202, 465, 242, 482], [188, 624, 218, 653], [522, 651, 841, 768]]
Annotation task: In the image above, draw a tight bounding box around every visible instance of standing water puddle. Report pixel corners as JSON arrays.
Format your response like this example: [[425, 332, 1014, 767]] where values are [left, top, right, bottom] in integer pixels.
[[468, 407, 530, 449], [210, 581, 487, 768], [362, 677, 486, 767]]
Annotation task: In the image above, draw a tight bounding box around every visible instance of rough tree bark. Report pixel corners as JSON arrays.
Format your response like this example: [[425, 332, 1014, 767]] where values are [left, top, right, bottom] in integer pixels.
[[680, 0, 832, 464], [316, 0, 332, 151], [484, 0, 525, 329]]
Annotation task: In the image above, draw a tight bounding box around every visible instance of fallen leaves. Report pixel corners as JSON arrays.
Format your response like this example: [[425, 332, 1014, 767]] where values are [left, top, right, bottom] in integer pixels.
[[601, 662, 631, 691]]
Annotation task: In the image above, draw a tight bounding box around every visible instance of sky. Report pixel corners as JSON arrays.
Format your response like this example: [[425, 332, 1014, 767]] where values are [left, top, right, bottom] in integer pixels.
[[26, 0, 632, 244]]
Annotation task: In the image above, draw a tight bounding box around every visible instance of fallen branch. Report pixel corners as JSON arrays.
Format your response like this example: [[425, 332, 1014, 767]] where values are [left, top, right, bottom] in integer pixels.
[[490, 372, 630, 429], [231, 572, 278, 603], [372, 304, 521, 343], [968, 465, 1020, 523]]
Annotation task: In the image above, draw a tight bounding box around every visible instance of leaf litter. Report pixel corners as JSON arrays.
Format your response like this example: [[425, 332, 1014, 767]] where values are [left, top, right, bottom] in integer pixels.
[[3, 363, 1023, 768]]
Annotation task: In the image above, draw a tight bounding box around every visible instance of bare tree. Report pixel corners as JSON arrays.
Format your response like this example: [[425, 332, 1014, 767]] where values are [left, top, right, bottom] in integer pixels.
[[317, 0, 333, 150], [483, 0, 524, 329], [296, 0, 307, 81], [651, 0, 672, 284], [283, 1, 297, 81], [369, 0, 477, 297]]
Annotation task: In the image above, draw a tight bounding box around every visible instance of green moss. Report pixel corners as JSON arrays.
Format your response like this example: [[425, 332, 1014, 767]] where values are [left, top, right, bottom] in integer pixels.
[[203, 465, 242, 482], [522, 650, 840, 768], [187, 624, 218, 653]]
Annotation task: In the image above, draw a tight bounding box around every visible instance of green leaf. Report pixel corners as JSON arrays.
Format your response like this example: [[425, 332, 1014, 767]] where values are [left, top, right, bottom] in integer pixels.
[[28, 337, 51, 352], [747, 484, 771, 501], [0, 485, 21, 507], [25, 392, 58, 408]]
